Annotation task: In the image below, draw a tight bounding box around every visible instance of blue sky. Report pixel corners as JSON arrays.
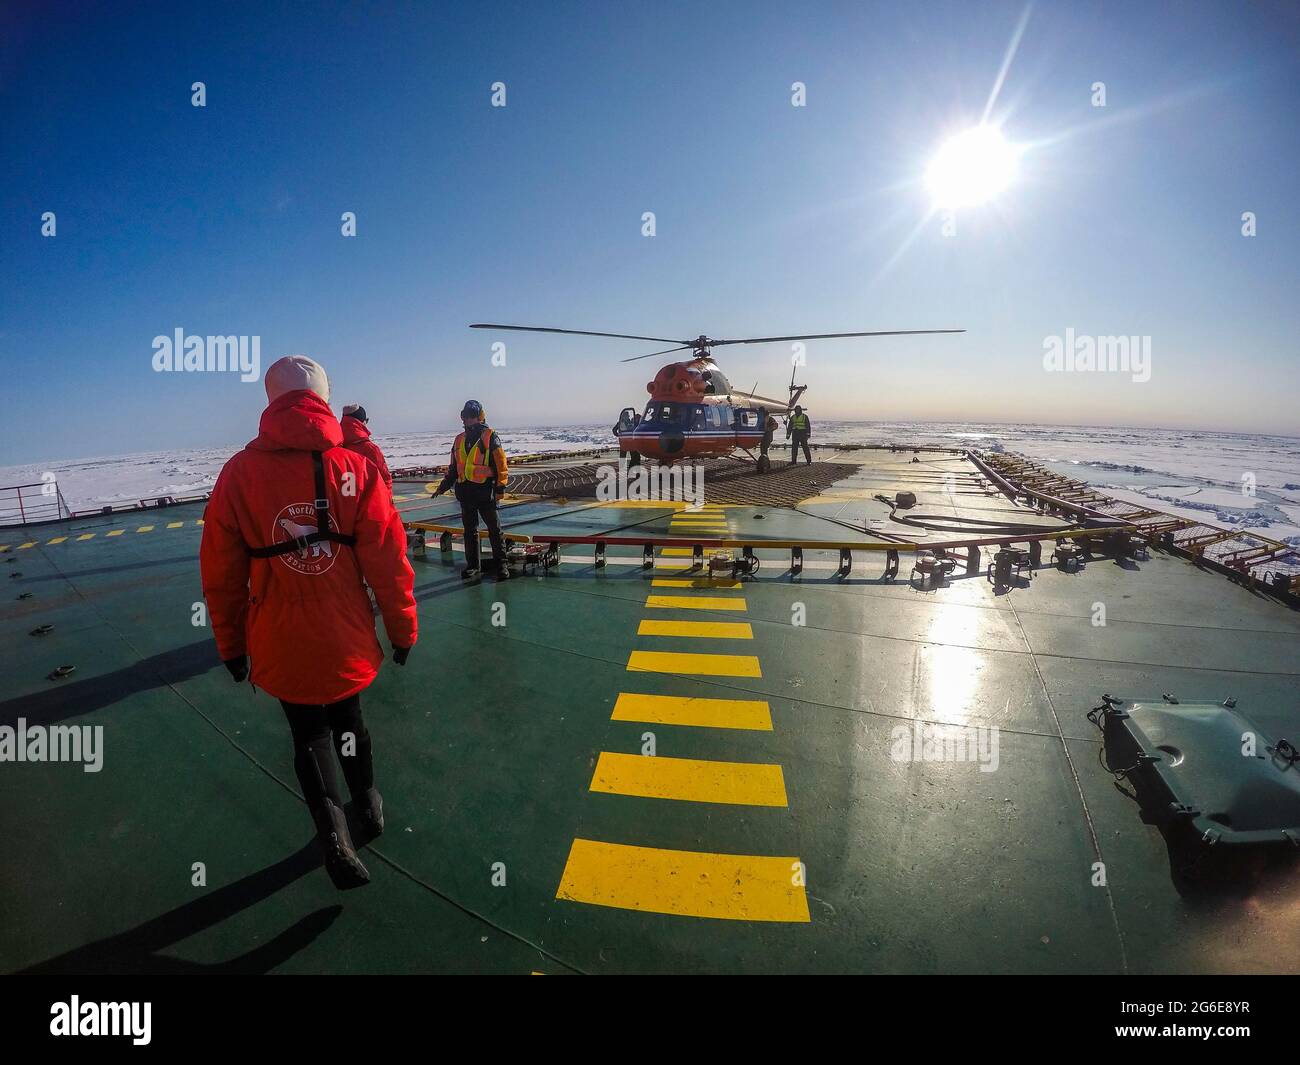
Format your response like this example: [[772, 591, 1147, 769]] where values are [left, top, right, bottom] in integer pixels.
[[2, 0, 1297, 464]]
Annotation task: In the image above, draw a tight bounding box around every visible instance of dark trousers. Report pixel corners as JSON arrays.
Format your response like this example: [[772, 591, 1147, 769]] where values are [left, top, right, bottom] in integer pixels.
[[459, 495, 505, 569], [791, 434, 811, 464], [280, 694, 372, 813]]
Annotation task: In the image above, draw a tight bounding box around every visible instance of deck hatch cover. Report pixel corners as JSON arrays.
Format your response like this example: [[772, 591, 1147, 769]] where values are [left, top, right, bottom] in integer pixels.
[[1091, 697, 1300, 847]]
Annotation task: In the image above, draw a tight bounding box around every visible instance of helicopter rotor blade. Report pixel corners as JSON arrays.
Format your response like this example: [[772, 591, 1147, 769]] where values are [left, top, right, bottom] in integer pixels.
[[709, 329, 965, 347], [470, 324, 688, 344], [619, 345, 695, 363]]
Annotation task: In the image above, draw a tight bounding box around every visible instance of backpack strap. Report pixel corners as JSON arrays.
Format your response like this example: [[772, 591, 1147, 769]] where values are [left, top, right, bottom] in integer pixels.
[[248, 450, 359, 558]]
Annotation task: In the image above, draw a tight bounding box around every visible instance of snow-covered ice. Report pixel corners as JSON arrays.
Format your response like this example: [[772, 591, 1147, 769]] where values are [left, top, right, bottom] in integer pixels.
[[3, 421, 1297, 546]]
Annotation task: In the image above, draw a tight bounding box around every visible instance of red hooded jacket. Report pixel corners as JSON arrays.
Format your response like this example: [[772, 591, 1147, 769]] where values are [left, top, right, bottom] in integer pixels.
[[200, 391, 418, 704], [341, 415, 394, 490]]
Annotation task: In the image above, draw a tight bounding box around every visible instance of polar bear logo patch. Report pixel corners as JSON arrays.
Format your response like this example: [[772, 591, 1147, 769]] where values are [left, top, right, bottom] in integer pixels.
[[269, 502, 341, 575]]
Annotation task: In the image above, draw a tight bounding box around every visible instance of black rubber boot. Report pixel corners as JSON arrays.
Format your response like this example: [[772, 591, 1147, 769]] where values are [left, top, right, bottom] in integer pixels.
[[355, 786, 384, 838], [461, 567, 480, 581], [493, 566, 511, 581], [312, 798, 370, 890]]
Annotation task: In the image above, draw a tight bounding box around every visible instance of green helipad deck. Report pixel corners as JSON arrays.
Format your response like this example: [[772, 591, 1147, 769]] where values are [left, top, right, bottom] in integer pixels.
[[2, 450, 1298, 974]]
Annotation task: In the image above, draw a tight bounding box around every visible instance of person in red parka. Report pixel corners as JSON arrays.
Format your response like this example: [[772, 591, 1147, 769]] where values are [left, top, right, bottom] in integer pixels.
[[340, 404, 393, 492], [199, 355, 418, 890]]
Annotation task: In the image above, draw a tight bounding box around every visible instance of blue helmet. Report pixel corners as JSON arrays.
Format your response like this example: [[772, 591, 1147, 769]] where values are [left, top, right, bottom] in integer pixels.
[[461, 399, 484, 419]]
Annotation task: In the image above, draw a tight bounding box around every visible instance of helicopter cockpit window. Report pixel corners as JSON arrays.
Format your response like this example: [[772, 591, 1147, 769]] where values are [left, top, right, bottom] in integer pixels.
[[644, 402, 684, 427], [701, 371, 717, 395], [737, 409, 759, 429]]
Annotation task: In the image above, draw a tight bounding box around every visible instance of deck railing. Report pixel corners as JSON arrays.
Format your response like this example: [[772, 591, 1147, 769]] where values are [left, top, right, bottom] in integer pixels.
[[0, 481, 71, 526]]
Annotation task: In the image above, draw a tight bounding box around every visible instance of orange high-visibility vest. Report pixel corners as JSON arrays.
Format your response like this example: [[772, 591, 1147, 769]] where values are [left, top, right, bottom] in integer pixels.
[[455, 428, 506, 486]]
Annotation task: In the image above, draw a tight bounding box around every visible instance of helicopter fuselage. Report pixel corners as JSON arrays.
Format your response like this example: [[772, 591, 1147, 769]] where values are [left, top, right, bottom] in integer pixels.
[[613, 357, 776, 465]]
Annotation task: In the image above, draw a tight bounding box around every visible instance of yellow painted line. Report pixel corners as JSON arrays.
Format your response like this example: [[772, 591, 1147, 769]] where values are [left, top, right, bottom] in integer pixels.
[[195, 519, 204, 526], [612, 692, 773, 730], [591, 751, 786, 806], [76, 533, 95, 541], [627, 650, 761, 677], [651, 578, 742, 589], [670, 521, 728, 528], [593, 500, 735, 510], [167, 521, 183, 529], [637, 619, 753, 639], [19, 542, 37, 550], [645, 595, 748, 611], [659, 547, 699, 557], [137, 525, 154, 533], [106, 529, 124, 537], [0, 544, 8, 552], [47, 536, 67, 544], [556, 838, 809, 922]]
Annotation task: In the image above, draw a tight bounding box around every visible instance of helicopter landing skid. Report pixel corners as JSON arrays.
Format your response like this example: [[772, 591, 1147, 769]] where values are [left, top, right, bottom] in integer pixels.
[[735, 446, 770, 474]]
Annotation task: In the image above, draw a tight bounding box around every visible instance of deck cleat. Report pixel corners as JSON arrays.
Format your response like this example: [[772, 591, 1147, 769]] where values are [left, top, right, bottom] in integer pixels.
[[911, 550, 956, 588], [987, 547, 1032, 588], [1051, 541, 1086, 571]]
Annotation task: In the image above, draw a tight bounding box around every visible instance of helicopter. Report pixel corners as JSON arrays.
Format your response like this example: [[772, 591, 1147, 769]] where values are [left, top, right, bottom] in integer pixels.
[[469, 323, 965, 471]]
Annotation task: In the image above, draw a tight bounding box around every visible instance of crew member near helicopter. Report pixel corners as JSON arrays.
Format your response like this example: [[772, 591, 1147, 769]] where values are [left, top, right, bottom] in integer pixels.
[[787, 405, 812, 465], [433, 400, 511, 581], [759, 406, 779, 461]]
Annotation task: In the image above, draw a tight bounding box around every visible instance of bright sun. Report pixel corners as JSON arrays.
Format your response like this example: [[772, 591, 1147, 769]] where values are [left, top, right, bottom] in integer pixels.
[[926, 125, 1020, 209]]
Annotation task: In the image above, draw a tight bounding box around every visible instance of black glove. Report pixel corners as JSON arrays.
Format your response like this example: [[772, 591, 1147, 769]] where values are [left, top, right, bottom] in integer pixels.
[[224, 655, 248, 683], [392, 645, 411, 666]]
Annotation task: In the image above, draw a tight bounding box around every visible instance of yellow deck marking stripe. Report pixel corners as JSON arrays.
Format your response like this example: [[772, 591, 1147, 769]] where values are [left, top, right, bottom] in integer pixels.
[[612, 692, 773, 730], [637, 619, 753, 639], [106, 529, 124, 537], [19, 542, 37, 549], [556, 839, 809, 922], [659, 547, 699, 556], [76, 533, 95, 541], [593, 500, 735, 510], [0, 544, 8, 552], [195, 519, 204, 526], [137, 525, 154, 533], [650, 578, 741, 589], [167, 521, 183, 529], [669, 521, 728, 528], [627, 650, 761, 677], [645, 595, 748, 611], [47, 536, 67, 544], [590, 752, 786, 806]]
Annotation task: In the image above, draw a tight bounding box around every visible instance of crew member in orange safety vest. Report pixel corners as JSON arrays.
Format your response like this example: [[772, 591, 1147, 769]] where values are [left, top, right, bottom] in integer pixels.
[[433, 399, 511, 581]]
